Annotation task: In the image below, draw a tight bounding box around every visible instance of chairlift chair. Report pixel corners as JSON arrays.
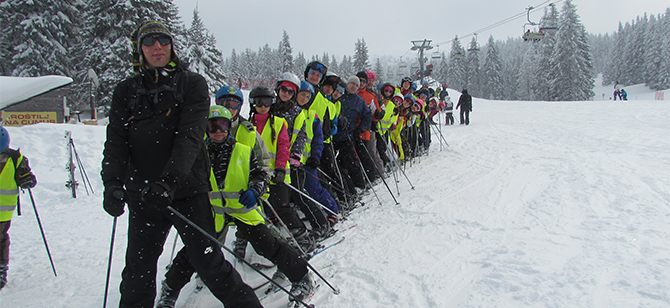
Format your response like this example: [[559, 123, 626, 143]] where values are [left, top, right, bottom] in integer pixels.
[[522, 6, 544, 42], [467, 33, 480, 52]]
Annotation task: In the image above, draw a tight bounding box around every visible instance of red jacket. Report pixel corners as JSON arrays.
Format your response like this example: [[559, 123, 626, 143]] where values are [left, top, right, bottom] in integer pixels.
[[253, 113, 290, 170]]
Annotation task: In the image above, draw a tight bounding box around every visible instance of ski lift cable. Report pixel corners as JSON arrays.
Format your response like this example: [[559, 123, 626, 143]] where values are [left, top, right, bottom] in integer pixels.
[[433, 0, 565, 46]]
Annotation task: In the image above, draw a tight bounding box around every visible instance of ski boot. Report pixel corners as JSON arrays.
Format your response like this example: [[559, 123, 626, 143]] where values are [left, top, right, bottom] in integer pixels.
[[233, 237, 248, 260], [291, 229, 316, 254], [0, 263, 7, 290], [289, 272, 314, 303], [155, 280, 180, 308]]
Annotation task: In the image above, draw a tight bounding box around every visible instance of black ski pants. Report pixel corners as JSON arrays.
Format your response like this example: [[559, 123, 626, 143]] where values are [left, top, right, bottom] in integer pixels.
[[164, 217, 308, 291], [333, 139, 367, 189], [119, 192, 260, 308], [460, 110, 470, 125]]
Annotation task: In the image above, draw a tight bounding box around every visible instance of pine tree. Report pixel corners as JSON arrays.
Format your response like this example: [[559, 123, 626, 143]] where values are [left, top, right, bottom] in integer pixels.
[[447, 36, 466, 91], [3, 0, 80, 77], [374, 58, 384, 82], [339, 55, 354, 79], [622, 15, 648, 85], [184, 6, 225, 95], [658, 9, 670, 89], [321, 53, 330, 68], [549, 0, 594, 101], [329, 56, 339, 76], [353, 38, 369, 72], [293, 52, 306, 79], [278, 30, 293, 73], [465, 37, 481, 96], [481, 36, 504, 100]]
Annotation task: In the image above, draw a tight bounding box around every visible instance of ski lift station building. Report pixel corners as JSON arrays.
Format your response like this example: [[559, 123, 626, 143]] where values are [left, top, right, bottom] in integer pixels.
[[0, 75, 73, 126]]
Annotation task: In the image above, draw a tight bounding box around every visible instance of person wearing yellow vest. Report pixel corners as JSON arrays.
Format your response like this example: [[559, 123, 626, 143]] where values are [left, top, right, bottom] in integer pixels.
[[294, 81, 340, 239], [156, 107, 312, 307], [249, 86, 315, 253], [215, 85, 270, 171], [0, 126, 37, 290]]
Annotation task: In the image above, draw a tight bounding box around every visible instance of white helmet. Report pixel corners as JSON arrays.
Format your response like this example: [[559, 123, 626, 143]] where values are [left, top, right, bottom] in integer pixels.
[[276, 72, 300, 92]]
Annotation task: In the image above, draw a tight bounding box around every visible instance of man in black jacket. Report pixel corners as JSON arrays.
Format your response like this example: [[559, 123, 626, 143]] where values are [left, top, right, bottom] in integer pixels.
[[100, 21, 260, 308], [456, 89, 472, 125]]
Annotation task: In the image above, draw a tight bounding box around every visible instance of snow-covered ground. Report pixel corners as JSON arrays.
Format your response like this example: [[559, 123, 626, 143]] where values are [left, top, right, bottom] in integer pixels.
[[0, 82, 669, 307]]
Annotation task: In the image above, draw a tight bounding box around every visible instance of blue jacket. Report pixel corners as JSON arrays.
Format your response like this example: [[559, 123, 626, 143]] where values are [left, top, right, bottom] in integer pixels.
[[333, 93, 371, 142]]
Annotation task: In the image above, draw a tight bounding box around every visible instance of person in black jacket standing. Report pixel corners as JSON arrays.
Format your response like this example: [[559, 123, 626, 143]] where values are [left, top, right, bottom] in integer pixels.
[[456, 89, 472, 125], [100, 21, 260, 308]]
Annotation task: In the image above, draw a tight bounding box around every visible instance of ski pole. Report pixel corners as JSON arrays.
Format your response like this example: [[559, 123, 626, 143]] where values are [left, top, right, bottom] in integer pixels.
[[103, 217, 117, 308], [165, 206, 317, 307], [387, 144, 415, 190], [27, 189, 57, 276], [347, 135, 383, 207], [260, 199, 308, 257], [285, 182, 337, 216], [328, 143, 352, 209], [357, 140, 399, 205], [258, 200, 340, 294]]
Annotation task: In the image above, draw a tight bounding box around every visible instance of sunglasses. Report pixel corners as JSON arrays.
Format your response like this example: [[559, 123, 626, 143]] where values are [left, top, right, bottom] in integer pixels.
[[207, 118, 230, 133], [141, 35, 171, 47], [254, 97, 275, 107], [218, 98, 241, 110], [384, 88, 394, 93], [279, 86, 295, 96]]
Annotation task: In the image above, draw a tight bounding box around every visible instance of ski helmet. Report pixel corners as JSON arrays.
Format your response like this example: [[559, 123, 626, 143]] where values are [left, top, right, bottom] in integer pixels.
[[249, 86, 276, 107], [275, 72, 300, 94], [322, 72, 341, 88], [392, 92, 404, 104], [209, 105, 232, 120], [299, 81, 315, 101], [0, 126, 9, 153], [304, 61, 328, 84], [401, 76, 412, 85], [216, 85, 244, 105]]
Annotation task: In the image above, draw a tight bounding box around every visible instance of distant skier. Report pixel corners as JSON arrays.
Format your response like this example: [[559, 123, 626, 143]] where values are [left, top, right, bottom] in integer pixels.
[[620, 89, 628, 101], [614, 81, 622, 101], [456, 89, 472, 125]]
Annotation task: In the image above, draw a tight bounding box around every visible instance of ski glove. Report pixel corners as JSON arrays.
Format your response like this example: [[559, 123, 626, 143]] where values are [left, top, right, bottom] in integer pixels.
[[305, 157, 320, 169], [239, 188, 259, 208], [271, 168, 286, 185], [374, 109, 385, 120], [16, 172, 36, 189], [141, 181, 174, 210], [103, 185, 126, 217]]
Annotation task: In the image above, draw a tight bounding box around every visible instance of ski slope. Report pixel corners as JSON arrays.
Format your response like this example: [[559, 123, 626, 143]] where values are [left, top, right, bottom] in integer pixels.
[[0, 85, 668, 307]]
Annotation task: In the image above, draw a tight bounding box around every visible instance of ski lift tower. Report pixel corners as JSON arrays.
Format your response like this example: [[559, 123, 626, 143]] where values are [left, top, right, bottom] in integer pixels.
[[410, 39, 433, 83]]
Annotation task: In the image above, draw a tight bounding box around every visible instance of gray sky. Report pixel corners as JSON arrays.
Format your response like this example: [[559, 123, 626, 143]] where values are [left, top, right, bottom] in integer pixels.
[[172, 0, 668, 61]]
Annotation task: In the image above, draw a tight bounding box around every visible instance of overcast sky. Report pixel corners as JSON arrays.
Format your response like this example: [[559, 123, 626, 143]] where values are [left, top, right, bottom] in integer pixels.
[[172, 0, 668, 61]]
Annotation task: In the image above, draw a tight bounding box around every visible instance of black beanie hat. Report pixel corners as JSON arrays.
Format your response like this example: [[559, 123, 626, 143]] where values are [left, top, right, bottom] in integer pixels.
[[131, 21, 177, 74]]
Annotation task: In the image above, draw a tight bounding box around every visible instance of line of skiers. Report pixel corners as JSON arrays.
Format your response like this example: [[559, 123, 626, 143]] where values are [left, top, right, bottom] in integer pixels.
[[100, 20, 463, 308]]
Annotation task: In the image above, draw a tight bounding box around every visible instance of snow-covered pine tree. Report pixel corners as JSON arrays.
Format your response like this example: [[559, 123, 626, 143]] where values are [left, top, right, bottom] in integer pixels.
[[329, 56, 339, 76], [353, 38, 369, 72], [658, 8, 670, 90], [481, 36, 504, 100], [293, 52, 306, 79], [549, 0, 594, 101], [340, 55, 354, 80], [643, 13, 666, 90], [536, 5, 559, 101], [374, 58, 383, 83], [76, 0, 137, 112], [465, 37, 481, 96], [2, 0, 80, 77], [278, 30, 293, 74], [435, 52, 449, 87], [184, 6, 225, 95], [447, 36, 466, 91], [321, 53, 330, 69], [622, 15, 648, 85]]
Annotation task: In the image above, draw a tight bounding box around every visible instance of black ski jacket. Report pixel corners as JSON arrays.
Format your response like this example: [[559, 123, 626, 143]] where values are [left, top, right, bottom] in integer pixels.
[[457, 91, 472, 112], [101, 67, 211, 200]]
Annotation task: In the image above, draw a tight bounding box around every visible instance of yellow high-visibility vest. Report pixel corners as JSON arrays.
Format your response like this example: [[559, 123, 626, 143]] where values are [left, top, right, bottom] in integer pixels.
[[0, 153, 21, 222], [209, 143, 265, 232]]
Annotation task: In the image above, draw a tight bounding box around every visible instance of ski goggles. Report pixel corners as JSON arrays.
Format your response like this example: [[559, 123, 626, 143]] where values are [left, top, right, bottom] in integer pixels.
[[279, 86, 295, 96], [307, 62, 327, 75], [207, 118, 230, 133], [253, 97, 275, 107], [217, 97, 242, 110], [141, 35, 172, 47]]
